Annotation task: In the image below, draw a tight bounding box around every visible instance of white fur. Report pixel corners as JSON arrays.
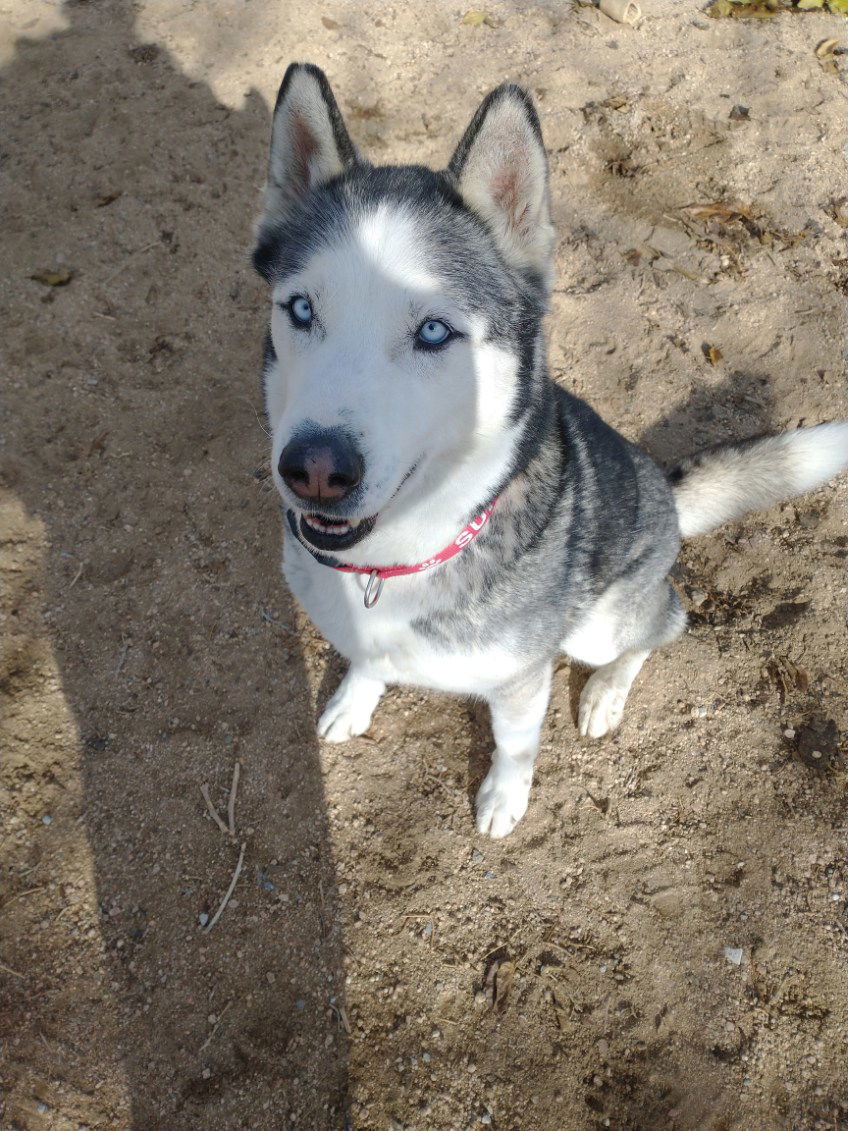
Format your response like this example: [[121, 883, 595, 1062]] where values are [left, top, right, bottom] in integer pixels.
[[284, 538, 525, 698], [266, 204, 523, 567], [577, 650, 649, 739], [674, 421, 848, 539]]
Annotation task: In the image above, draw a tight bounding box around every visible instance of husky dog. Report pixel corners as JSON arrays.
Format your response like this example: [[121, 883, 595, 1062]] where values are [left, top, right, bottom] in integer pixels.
[[253, 64, 848, 838]]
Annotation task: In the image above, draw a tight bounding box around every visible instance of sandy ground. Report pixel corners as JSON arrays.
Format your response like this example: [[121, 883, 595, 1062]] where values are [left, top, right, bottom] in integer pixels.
[[2, 1, 848, 1128]]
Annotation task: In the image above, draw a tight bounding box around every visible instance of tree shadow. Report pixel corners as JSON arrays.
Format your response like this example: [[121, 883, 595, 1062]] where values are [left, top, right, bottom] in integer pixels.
[[1, 3, 349, 1127]]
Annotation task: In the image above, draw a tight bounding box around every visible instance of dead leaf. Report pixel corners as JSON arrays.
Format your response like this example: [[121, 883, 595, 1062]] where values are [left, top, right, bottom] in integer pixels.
[[702, 343, 723, 365], [96, 191, 122, 208], [321, 16, 339, 29], [815, 38, 839, 58], [494, 960, 515, 1009], [31, 269, 72, 287], [762, 656, 809, 704], [684, 202, 757, 224], [461, 9, 501, 26], [708, 0, 779, 16]]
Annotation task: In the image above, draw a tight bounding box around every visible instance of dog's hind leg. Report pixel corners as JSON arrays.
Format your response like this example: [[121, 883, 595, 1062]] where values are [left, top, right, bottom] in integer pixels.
[[476, 664, 552, 839], [575, 580, 686, 740], [318, 666, 386, 742]]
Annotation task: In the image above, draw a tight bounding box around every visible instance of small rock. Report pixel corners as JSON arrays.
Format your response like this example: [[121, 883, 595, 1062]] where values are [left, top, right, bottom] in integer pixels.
[[295, 997, 305, 1010], [266, 971, 276, 984], [198, 912, 209, 928], [201, 1067, 211, 1080], [42, 814, 52, 826]]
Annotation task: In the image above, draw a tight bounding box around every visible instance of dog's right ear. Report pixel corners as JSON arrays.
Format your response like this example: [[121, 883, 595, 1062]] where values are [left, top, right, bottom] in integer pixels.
[[256, 63, 357, 236]]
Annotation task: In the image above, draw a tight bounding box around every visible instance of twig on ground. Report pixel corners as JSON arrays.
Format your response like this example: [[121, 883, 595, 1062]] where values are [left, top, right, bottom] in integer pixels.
[[68, 562, 84, 589], [227, 760, 240, 838], [114, 642, 130, 676], [203, 842, 246, 935], [199, 999, 231, 1054], [200, 784, 230, 837], [0, 961, 26, 979], [0, 886, 45, 911]]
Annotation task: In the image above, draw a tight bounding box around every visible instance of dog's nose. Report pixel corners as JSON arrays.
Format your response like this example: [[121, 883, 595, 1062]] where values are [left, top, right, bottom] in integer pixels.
[[278, 430, 363, 502]]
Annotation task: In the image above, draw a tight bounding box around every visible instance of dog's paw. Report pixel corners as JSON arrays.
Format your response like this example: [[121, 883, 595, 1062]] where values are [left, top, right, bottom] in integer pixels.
[[317, 692, 375, 743], [475, 762, 531, 839], [578, 672, 627, 739]]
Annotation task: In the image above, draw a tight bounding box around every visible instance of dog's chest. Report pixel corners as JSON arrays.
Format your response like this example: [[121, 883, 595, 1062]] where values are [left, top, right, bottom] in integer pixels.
[[283, 542, 519, 694]]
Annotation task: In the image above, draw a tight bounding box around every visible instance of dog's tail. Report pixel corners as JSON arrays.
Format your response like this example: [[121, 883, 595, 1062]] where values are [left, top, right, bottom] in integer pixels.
[[670, 421, 848, 539]]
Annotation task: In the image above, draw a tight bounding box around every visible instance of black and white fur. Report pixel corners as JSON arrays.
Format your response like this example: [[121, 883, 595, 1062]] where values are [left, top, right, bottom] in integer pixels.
[[253, 64, 848, 838]]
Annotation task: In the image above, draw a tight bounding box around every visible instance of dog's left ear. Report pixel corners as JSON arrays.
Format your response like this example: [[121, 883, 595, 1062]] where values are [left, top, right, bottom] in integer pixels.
[[448, 85, 554, 283]]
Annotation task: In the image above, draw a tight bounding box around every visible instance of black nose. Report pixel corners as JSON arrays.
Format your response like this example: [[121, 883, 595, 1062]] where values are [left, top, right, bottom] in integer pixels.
[[278, 429, 363, 503]]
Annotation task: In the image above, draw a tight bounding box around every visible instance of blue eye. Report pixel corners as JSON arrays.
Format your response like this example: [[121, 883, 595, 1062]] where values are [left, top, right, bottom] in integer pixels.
[[287, 295, 313, 328], [416, 319, 453, 349]]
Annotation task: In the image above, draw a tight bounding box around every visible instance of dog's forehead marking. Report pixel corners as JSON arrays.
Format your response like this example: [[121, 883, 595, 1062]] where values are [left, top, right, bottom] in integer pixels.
[[351, 202, 437, 291], [278, 201, 445, 302]]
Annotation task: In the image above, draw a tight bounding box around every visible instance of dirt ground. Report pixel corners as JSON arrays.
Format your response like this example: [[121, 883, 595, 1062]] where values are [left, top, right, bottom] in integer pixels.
[[2, 1, 847, 1128]]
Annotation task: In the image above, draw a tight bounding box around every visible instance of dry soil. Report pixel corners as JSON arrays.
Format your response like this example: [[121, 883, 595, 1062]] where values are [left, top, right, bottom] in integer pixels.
[[2, 2, 848, 1129]]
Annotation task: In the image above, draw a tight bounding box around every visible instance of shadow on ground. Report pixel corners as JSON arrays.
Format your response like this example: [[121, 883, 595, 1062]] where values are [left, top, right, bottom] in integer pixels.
[[1, 3, 350, 1126]]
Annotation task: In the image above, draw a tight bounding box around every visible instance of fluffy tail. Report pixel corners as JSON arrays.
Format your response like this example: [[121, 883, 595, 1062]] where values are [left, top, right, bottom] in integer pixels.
[[670, 421, 848, 539]]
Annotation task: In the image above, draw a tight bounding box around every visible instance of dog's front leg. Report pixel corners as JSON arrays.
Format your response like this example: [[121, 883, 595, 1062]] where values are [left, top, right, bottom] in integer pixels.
[[475, 664, 552, 839], [318, 666, 386, 742]]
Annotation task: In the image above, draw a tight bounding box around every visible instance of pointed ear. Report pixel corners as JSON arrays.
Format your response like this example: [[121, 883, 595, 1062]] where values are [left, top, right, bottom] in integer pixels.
[[448, 85, 554, 283], [259, 63, 357, 228]]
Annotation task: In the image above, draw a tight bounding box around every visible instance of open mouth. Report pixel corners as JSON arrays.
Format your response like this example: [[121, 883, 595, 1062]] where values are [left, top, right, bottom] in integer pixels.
[[297, 511, 377, 552]]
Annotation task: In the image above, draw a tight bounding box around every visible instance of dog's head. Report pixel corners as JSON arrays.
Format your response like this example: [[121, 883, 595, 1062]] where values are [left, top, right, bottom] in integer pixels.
[[253, 64, 554, 561]]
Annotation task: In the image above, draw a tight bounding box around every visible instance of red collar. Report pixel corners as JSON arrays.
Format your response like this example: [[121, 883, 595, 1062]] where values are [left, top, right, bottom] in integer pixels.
[[293, 499, 498, 608]]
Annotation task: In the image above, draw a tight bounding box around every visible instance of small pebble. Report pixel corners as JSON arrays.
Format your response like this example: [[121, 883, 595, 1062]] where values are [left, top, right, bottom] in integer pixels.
[[295, 997, 305, 1010], [266, 971, 276, 984], [42, 814, 52, 826], [201, 1067, 211, 1080], [198, 912, 209, 928]]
